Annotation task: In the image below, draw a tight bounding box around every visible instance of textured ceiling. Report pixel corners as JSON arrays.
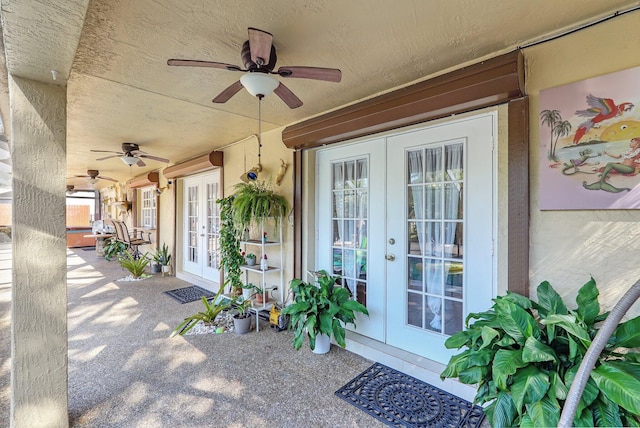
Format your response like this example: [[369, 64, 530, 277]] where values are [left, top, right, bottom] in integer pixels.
[[1, 0, 638, 189]]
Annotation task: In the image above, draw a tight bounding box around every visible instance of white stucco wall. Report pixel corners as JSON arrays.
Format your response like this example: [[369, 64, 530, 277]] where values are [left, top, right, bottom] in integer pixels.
[[525, 10, 640, 315], [10, 76, 68, 427]]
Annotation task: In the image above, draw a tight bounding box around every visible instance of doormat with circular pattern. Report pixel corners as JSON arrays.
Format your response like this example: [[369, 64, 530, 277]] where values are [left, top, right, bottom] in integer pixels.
[[163, 285, 216, 304], [335, 363, 485, 428]]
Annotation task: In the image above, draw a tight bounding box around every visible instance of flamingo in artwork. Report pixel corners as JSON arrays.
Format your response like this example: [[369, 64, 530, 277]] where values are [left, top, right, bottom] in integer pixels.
[[573, 94, 634, 144]]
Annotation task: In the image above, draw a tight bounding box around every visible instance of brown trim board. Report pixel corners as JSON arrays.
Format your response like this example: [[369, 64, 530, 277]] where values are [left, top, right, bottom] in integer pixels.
[[287, 50, 529, 293]]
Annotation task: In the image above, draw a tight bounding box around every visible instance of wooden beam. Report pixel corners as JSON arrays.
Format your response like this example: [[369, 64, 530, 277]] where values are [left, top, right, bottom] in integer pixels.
[[283, 51, 524, 149], [126, 171, 159, 189], [507, 97, 530, 296], [163, 151, 223, 179]]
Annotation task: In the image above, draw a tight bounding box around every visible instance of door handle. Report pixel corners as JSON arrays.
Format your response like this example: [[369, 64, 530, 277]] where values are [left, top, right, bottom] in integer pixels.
[[385, 254, 396, 261]]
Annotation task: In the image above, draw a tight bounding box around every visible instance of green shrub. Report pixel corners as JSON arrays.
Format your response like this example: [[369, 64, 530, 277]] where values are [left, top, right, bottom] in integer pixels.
[[103, 238, 127, 261], [281, 270, 369, 351], [118, 251, 150, 278], [440, 278, 640, 427], [171, 287, 235, 336]]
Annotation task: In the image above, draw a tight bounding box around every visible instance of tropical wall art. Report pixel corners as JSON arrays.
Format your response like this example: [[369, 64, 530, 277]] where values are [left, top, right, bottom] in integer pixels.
[[539, 65, 640, 210]]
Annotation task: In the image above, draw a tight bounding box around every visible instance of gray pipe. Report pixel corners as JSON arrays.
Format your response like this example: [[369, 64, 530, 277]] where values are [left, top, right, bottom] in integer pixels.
[[558, 279, 640, 427]]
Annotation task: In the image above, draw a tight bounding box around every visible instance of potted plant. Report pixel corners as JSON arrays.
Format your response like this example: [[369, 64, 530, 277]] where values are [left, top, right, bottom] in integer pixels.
[[245, 252, 257, 266], [118, 251, 151, 279], [281, 270, 369, 354], [242, 282, 260, 300], [157, 243, 172, 273], [217, 195, 244, 295], [231, 181, 289, 229], [151, 251, 162, 273], [255, 286, 268, 305], [103, 237, 127, 261], [171, 287, 235, 337], [440, 277, 640, 427], [233, 298, 253, 335]]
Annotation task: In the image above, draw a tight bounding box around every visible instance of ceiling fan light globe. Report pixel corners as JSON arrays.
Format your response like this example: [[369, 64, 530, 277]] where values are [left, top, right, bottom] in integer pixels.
[[240, 73, 278, 97], [121, 155, 138, 166]]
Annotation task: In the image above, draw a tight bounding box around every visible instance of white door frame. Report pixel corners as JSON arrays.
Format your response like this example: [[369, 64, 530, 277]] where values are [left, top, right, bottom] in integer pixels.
[[176, 170, 222, 290], [315, 112, 497, 363]]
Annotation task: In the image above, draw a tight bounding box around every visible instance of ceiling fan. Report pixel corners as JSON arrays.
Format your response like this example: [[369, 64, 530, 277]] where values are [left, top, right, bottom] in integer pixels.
[[73, 169, 117, 184], [167, 27, 342, 108], [91, 143, 169, 167]]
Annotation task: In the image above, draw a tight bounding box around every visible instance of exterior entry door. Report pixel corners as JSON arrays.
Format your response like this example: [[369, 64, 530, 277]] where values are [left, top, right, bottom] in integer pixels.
[[182, 170, 221, 284], [317, 113, 495, 364]]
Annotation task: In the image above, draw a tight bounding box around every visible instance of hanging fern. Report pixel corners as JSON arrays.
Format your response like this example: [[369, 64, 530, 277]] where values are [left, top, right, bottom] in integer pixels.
[[231, 181, 289, 229]]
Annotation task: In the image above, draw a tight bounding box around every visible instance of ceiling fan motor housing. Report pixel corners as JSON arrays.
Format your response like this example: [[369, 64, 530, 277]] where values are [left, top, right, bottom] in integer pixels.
[[241, 41, 277, 72], [121, 142, 139, 153]]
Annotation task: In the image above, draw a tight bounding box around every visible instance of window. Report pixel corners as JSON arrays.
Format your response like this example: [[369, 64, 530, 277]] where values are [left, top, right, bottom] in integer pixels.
[[66, 190, 99, 227], [140, 186, 157, 228]]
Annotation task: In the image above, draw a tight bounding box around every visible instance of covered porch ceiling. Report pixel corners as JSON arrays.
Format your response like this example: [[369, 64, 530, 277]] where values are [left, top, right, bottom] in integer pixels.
[[0, 0, 637, 191]]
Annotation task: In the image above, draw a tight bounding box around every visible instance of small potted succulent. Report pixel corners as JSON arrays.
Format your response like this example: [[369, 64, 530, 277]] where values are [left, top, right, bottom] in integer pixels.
[[245, 252, 257, 266], [157, 243, 172, 274]]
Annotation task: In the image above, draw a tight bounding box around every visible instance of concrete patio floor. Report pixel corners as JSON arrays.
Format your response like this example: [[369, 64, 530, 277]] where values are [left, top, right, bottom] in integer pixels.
[[2, 245, 385, 427]]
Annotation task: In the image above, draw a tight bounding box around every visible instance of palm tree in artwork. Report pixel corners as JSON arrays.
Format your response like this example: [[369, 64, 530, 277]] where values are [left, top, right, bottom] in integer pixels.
[[552, 120, 572, 160], [540, 109, 562, 159]]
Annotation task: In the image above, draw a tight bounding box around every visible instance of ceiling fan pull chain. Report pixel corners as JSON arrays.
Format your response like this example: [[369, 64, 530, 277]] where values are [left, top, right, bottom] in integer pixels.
[[258, 95, 262, 165]]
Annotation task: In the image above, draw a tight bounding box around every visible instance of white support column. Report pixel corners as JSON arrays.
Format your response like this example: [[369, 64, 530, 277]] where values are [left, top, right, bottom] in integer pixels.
[[9, 76, 67, 427]]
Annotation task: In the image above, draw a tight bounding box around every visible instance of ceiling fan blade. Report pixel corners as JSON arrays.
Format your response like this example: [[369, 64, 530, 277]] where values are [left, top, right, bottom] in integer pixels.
[[138, 154, 170, 163], [167, 59, 242, 72], [212, 80, 244, 104], [91, 149, 122, 154], [274, 82, 303, 109], [248, 27, 273, 66], [96, 155, 119, 161], [97, 176, 117, 182], [74, 174, 89, 178], [136, 158, 146, 167], [277, 66, 342, 82]]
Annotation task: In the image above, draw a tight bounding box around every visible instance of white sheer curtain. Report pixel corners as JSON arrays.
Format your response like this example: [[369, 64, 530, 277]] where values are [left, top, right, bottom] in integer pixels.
[[333, 159, 368, 301], [408, 145, 462, 332]]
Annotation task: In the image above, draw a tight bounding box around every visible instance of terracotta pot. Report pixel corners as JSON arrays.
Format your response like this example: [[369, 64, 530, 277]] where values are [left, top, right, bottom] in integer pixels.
[[255, 292, 268, 304]]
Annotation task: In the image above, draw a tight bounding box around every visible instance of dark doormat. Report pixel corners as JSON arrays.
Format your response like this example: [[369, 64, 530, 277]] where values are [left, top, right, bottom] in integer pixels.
[[335, 363, 485, 428], [164, 285, 216, 304]]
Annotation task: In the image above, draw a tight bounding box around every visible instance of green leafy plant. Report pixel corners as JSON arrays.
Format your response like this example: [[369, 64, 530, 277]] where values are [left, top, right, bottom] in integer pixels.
[[440, 278, 640, 427], [231, 181, 289, 229], [117, 251, 151, 278], [281, 270, 369, 351], [171, 287, 235, 337], [245, 253, 256, 261], [217, 195, 244, 294], [103, 237, 127, 261], [234, 298, 253, 319], [156, 243, 171, 266]]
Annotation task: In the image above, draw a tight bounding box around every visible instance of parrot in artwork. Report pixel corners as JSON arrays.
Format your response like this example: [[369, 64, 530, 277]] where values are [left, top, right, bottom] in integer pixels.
[[572, 94, 634, 144]]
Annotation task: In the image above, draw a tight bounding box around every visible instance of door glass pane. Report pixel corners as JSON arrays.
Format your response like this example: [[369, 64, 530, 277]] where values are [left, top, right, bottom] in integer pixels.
[[407, 292, 423, 327], [188, 185, 198, 263], [206, 182, 220, 269], [331, 157, 369, 308], [404, 143, 464, 336]]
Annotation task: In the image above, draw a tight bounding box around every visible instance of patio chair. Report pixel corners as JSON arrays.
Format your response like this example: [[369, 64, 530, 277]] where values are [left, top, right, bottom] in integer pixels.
[[108, 219, 152, 259]]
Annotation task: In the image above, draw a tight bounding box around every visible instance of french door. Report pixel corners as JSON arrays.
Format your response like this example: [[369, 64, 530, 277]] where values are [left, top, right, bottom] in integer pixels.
[[182, 171, 221, 283], [317, 113, 496, 363]]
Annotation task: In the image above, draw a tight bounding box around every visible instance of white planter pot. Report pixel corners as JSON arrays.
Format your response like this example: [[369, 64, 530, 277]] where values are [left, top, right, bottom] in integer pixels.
[[162, 265, 170, 273], [242, 288, 253, 300], [313, 333, 331, 354]]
